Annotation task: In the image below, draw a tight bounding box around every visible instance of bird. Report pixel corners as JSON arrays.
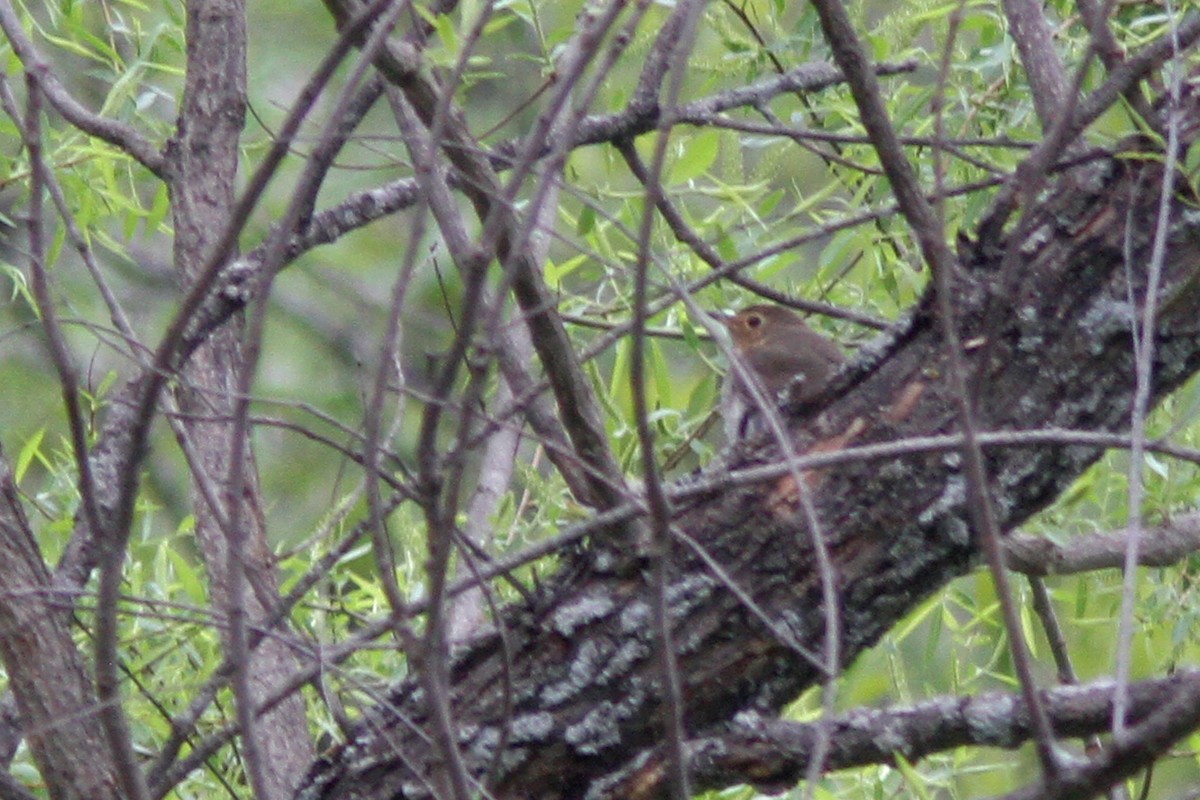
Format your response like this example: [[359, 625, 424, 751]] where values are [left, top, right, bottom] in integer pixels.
[[716, 304, 845, 440]]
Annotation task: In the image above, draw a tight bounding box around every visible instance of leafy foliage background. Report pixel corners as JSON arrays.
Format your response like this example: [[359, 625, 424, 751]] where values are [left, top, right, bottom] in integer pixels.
[[0, 0, 1198, 797]]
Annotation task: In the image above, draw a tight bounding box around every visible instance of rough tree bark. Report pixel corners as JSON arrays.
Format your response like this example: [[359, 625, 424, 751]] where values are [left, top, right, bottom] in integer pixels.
[[0, 456, 117, 800], [294, 92, 1200, 798]]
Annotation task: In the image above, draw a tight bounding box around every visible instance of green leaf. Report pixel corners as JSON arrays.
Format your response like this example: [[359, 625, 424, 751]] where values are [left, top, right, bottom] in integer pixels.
[[669, 129, 720, 184], [757, 188, 784, 216], [1145, 452, 1169, 479], [1185, 140, 1200, 179], [434, 13, 460, 57], [15, 428, 46, 483], [1, 262, 33, 310], [48, 224, 66, 267], [650, 339, 672, 408], [715, 228, 738, 261], [166, 547, 207, 606], [146, 181, 170, 233], [576, 204, 595, 236], [544, 254, 587, 286], [680, 315, 700, 351], [892, 752, 934, 800], [1020, 597, 1038, 657]]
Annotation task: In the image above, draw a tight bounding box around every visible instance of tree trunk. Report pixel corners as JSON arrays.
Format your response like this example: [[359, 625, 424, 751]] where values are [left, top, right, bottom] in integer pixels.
[[167, 2, 313, 797]]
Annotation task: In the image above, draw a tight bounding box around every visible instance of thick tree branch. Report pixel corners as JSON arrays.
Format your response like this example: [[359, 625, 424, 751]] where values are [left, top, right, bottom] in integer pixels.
[[1006, 513, 1200, 576], [813, 0, 1063, 773], [1004, 674, 1200, 799], [294, 79, 1200, 800], [1002, 0, 1070, 130], [683, 671, 1200, 795], [0, 449, 119, 798]]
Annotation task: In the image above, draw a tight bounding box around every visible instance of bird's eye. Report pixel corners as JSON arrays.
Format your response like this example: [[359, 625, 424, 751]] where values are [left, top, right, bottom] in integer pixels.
[[747, 314, 762, 328]]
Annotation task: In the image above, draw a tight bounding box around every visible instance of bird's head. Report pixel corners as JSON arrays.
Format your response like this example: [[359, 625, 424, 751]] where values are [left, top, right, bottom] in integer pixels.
[[716, 304, 811, 352]]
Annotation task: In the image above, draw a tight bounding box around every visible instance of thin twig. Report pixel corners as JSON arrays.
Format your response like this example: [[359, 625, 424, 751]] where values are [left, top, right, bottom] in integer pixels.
[[1113, 7, 1185, 741], [628, 2, 708, 795], [0, 1, 165, 174]]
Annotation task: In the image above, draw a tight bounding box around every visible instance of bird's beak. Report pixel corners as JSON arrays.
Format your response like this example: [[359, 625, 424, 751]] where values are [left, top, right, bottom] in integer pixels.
[[710, 310, 735, 328]]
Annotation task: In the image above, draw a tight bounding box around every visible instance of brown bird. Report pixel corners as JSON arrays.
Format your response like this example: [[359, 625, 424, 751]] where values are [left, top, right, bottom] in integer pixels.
[[717, 304, 845, 439]]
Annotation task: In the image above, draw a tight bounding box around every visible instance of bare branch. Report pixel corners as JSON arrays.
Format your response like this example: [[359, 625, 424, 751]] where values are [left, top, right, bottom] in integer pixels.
[[681, 671, 1200, 794], [1002, 0, 1071, 129], [1006, 514, 1200, 576], [0, 1, 165, 174]]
